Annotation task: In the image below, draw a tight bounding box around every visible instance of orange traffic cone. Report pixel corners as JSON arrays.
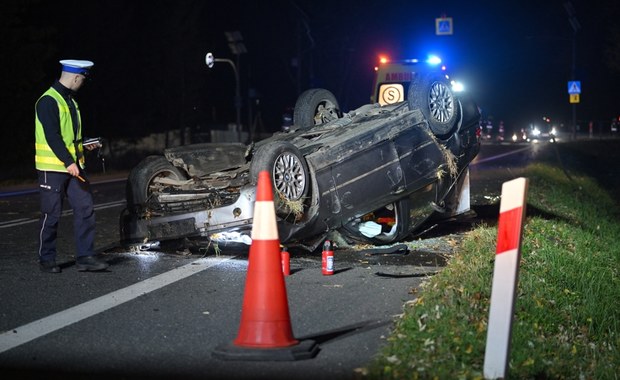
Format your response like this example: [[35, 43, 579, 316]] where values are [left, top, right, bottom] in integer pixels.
[[213, 170, 318, 361]]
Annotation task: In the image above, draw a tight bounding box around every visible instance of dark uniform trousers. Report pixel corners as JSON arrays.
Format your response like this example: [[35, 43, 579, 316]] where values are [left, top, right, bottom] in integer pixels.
[[37, 170, 95, 263]]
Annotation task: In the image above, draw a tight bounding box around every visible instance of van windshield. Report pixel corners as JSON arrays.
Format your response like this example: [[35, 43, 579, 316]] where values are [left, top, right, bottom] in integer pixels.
[[372, 63, 418, 106]]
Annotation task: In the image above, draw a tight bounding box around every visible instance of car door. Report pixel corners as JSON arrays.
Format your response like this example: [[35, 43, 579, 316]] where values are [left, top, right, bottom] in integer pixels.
[[392, 121, 445, 193], [323, 138, 404, 227]]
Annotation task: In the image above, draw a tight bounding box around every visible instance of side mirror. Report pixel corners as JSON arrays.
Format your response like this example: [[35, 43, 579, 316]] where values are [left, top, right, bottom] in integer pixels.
[[205, 52, 215, 68]]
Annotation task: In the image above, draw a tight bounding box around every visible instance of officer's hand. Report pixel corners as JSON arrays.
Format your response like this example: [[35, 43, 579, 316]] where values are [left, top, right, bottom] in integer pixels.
[[84, 142, 101, 151], [67, 163, 80, 177]]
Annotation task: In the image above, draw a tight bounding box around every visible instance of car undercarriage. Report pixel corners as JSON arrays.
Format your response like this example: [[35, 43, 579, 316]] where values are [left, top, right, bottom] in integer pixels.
[[121, 70, 481, 251]]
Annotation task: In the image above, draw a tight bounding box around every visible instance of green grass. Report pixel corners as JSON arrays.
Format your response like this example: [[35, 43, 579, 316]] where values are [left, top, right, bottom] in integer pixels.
[[364, 148, 620, 379]]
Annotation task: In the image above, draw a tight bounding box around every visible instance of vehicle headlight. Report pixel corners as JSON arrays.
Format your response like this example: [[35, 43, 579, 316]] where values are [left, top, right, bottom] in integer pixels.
[[451, 80, 464, 92]]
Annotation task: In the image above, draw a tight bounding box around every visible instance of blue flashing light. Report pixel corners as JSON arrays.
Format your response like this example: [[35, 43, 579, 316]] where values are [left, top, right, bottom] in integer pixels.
[[426, 55, 442, 65]]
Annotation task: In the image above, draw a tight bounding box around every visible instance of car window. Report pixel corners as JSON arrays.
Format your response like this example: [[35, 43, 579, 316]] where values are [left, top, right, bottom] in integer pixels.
[[372, 62, 417, 105]]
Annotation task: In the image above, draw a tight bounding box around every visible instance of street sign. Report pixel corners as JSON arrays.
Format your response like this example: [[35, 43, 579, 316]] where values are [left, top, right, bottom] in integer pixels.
[[435, 17, 453, 35], [568, 81, 581, 94], [570, 93, 580, 103]]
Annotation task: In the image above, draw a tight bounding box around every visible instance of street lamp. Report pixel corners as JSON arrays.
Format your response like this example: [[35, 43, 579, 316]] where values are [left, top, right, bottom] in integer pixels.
[[206, 52, 242, 142]]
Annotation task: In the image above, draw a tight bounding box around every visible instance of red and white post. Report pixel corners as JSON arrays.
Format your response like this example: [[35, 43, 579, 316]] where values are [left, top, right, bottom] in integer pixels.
[[484, 177, 529, 379]]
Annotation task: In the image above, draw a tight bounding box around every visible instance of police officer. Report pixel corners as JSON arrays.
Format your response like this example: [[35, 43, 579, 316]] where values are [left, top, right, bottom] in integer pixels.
[[35, 59, 109, 273]]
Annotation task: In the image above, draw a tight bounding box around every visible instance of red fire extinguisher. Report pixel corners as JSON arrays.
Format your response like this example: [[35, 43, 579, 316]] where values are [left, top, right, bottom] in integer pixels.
[[281, 247, 290, 276], [322, 240, 334, 275]]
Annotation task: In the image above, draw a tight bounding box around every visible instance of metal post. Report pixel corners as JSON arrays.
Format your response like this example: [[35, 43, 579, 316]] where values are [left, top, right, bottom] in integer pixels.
[[564, 1, 580, 141], [233, 59, 241, 143], [571, 32, 577, 141], [213, 57, 241, 142]]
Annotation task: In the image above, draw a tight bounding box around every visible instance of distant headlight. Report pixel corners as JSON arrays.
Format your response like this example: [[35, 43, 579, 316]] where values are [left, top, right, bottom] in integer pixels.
[[532, 128, 541, 136]]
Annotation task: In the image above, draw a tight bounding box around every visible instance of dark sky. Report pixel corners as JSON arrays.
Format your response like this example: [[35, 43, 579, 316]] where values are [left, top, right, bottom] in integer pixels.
[[4, 0, 620, 143]]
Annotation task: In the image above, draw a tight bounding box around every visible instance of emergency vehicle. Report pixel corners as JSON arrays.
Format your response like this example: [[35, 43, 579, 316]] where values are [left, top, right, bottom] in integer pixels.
[[371, 56, 448, 106]]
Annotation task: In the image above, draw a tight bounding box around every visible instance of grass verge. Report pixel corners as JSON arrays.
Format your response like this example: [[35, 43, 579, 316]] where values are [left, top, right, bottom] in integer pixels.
[[363, 144, 620, 379]]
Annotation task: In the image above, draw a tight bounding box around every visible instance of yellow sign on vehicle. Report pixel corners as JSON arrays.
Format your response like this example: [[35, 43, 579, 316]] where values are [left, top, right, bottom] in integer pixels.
[[378, 84, 405, 106], [570, 93, 580, 103], [371, 61, 417, 104]]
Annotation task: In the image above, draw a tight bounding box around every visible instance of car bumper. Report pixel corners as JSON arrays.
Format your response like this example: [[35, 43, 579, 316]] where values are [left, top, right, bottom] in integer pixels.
[[120, 184, 257, 245]]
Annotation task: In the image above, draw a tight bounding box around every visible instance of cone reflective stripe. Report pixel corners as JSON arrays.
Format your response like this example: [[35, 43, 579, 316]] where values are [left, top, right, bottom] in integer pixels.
[[251, 173, 279, 240], [484, 177, 528, 379], [233, 170, 297, 348]]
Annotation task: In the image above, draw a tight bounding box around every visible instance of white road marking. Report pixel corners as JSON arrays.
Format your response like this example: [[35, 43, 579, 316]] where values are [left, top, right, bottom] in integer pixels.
[[0, 256, 233, 354], [470, 145, 531, 165], [0, 218, 30, 226], [0, 200, 126, 229], [0, 177, 127, 198]]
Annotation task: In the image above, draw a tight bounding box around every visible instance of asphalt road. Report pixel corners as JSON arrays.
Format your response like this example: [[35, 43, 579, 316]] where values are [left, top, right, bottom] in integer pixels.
[[0, 142, 543, 379]]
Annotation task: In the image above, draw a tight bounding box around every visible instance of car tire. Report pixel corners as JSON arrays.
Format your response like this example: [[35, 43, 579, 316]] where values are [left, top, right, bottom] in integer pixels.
[[250, 141, 309, 201], [408, 71, 460, 138], [126, 155, 187, 206], [293, 88, 341, 129]]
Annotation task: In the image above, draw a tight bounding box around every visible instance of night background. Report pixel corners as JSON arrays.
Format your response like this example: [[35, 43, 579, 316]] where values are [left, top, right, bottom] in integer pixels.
[[2, 0, 619, 180]]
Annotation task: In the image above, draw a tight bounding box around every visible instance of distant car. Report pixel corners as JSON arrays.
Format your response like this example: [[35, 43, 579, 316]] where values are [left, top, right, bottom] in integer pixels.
[[120, 69, 481, 251], [512, 129, 528, 143], [527, 124, 556, 142]]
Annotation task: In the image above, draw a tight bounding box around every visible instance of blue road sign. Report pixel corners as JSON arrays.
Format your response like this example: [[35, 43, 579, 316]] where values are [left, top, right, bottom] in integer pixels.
[[568, 81, 581, 94], [436, 17, 453, 35]]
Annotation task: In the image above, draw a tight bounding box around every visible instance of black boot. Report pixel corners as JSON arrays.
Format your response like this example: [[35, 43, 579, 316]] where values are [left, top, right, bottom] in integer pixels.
[[76, 256, 109, 272], [40, 260, 61, 273]]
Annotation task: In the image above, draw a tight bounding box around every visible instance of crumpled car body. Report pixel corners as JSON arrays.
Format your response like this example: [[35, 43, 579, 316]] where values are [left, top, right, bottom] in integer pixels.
[[121, 70, 481, 251]]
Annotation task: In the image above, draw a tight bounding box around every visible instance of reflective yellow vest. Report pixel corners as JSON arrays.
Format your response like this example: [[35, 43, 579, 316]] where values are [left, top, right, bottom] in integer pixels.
[[34, 88, 84, 172]]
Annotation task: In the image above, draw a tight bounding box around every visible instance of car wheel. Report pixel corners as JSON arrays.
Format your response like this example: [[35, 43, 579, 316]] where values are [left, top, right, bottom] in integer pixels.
[[408, 71, 460, 138], [126, 155, 187, 206], [293, 88, 341, 129], [250, 142, 310, 219]]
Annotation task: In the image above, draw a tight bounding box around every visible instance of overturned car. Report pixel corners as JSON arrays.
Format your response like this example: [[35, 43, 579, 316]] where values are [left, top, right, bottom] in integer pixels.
[[120, 69, 481, 251]]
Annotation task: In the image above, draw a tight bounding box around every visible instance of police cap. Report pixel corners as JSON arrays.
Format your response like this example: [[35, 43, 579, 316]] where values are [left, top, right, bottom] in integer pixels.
[[59, 59, 94, 76]]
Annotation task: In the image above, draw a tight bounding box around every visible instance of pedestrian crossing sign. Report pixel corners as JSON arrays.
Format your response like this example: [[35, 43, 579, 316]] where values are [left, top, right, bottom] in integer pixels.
[[568, 81, 581, 94], [436, 17, 453, 35]]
